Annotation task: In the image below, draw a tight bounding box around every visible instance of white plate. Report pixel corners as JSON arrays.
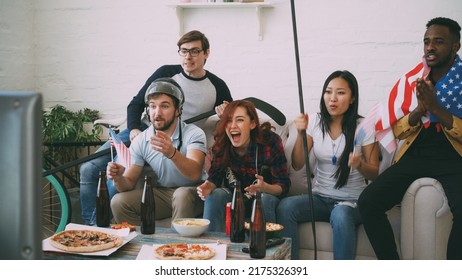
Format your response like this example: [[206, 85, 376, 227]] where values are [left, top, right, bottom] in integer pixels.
[[136, 243, 227, 260], [42, 223, 137, 256]]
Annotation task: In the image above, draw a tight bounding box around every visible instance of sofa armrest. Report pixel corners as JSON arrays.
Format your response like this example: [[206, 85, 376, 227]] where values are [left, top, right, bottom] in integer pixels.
[[400, 177, 453, 259]]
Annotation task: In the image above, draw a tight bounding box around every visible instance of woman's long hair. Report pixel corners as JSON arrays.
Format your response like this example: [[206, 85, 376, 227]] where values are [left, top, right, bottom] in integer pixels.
[[212, 100, 271, 172], [319, 70, 360, 188]]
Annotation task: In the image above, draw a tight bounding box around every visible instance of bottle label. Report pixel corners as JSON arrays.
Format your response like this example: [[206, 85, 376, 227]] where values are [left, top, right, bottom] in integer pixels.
[[226, 202, 231, 236]]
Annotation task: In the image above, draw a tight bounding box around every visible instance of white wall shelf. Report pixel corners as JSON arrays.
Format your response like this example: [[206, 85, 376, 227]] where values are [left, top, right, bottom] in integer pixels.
[[168, 2, 274, 40]]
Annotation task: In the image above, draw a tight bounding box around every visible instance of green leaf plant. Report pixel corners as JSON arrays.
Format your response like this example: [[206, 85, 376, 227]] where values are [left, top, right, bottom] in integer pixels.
[[43, 105, 103, 188]]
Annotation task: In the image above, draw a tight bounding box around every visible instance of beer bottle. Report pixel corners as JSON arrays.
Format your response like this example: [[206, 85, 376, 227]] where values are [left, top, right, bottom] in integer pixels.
[[249, 191, 266, 259], [230, 180, 245, 243], [141, 175, 155, 234], [96, 171, 111, 227]]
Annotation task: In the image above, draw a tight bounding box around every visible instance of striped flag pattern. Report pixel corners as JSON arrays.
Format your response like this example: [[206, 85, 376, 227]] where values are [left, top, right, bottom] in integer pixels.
[[376, 62, 430, 131], [373, 61, 429, 153], [355, 59, 428, 153], [109, 128, 131, 168], [358, 54, 462, 154]]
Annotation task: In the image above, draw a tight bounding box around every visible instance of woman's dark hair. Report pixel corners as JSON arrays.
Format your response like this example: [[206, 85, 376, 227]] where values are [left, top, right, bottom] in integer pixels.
[[319, 70, 360, 188], [212, 100, 271, 172]]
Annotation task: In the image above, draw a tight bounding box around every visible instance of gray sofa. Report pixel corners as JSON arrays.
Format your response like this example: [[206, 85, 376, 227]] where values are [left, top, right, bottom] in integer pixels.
[[153, 116, 453, 260]]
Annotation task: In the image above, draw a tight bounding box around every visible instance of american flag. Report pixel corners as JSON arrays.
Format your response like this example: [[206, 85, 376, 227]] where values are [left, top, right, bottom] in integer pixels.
[[109, 128, 131, 168], [354, 102, 382, 149], [359, 54, 462, 153]]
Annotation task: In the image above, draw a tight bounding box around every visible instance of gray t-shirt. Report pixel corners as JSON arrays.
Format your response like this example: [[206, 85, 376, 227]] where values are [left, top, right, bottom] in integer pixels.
[[129, 121, 207, 187]]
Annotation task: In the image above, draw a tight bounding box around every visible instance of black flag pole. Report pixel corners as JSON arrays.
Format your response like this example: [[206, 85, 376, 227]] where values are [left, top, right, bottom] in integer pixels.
[[290, 0, 317, 260]]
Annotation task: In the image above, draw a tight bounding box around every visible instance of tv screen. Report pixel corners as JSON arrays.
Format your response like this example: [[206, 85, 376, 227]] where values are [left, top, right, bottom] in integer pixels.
[[0, 92, 43, 259]]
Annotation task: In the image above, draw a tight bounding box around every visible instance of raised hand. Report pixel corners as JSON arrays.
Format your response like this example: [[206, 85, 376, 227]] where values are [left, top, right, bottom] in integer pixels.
[[416, 78, 439, 112], [294, 113, 309, 132]]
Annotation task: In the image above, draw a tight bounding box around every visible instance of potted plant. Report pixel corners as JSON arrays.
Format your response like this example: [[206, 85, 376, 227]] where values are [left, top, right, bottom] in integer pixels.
[[43, 105, 102, 144], [42, 105, 103, 188]]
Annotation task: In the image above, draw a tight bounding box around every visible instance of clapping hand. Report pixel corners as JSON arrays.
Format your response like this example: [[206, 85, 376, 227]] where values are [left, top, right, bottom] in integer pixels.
[[244, 174, 265, 197], [416, 78, 438, 112], [197, 180, 216, 201]]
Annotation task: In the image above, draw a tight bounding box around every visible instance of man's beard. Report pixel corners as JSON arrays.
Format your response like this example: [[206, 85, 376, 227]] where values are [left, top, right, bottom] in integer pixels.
[[153, 116, 176, 131], [426, 51, 454, 69]]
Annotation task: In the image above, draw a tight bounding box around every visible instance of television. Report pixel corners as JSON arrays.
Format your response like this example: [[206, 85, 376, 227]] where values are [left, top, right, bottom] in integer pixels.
[[0, 92, 43, 259]]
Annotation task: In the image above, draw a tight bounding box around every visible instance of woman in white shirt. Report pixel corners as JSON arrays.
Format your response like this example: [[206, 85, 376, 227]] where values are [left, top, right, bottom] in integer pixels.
[[277, 70, 379, 259]]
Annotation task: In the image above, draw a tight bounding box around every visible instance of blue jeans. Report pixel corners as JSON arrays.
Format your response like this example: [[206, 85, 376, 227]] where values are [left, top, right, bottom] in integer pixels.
[[203, 188, 232, 232], [79, 128, 130, 225], [261, 193, 280, 223], [276, 194, 362, 260], [203, 188, 280, 232]]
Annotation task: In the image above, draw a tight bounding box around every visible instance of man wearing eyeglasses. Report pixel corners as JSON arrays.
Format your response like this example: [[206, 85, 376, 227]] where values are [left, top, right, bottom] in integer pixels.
[[127, 30, 232, 138], [79, 30, 232, 226]]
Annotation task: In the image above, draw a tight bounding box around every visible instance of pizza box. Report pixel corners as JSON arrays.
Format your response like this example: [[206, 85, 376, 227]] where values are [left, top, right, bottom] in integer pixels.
[[42, 223, 137, 256], [136, 243, 227, 260]]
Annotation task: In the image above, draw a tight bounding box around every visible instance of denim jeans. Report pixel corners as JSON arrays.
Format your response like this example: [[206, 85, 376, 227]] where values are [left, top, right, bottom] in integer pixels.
[[261, 193, 280, 223], [203, 188, 280, 232], [79, 128, 130, 225], [276, 194, 362, 260], [203, 188, 232, 232]]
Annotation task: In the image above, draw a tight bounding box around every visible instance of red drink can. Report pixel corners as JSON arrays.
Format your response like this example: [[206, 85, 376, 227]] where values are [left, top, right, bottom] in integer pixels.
[[226, 202, 231, 235]]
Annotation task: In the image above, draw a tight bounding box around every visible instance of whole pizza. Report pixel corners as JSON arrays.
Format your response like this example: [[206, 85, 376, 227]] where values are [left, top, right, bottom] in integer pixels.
[[155, 243, 216, 260], [50, 229, 123, 253]]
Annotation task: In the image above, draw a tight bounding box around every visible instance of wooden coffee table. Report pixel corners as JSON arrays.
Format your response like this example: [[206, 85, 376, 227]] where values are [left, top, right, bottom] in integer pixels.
[[43, 227, 291, 260]]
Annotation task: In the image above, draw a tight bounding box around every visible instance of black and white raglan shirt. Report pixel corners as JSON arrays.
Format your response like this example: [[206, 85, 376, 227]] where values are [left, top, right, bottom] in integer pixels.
[[127, 64, 232, 131]]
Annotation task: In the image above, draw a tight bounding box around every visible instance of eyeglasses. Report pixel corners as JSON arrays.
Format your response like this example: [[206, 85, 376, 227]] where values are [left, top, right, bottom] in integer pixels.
[[178, 48, 203, 57]]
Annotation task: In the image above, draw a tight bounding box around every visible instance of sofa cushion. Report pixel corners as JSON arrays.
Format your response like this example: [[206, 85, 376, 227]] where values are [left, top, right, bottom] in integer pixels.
[[297, 206, 401, 260]]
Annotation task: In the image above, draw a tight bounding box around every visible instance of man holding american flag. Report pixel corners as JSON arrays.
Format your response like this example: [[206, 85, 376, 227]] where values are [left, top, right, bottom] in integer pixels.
[[107, 78, 207, 225], [109, 127, 131, 169], [358, 17, 462, 260]]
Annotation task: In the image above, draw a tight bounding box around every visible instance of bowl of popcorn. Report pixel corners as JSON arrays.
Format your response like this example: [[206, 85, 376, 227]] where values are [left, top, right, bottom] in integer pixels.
[[244, 222, 284, 239], [172, 218, 210, 237]]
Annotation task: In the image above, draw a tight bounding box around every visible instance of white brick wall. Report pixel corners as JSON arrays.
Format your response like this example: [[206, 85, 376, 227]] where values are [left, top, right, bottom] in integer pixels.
[[0, 0, 35, 91], [1, 0, 462, 121]]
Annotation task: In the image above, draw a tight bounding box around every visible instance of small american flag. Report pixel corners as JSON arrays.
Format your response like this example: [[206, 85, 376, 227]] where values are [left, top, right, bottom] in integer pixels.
[[355, 103, 380, 146], [109, 128, 131, 168]]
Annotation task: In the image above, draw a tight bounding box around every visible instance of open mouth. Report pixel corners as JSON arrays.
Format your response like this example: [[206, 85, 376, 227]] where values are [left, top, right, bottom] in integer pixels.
[[230, 132, 241, 143], [154, 118, 164, 124], [425, 53, 436, 61]]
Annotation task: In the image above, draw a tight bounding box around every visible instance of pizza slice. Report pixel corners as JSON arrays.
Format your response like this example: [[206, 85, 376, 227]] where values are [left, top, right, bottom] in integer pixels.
[[111, 222, 136, 231]]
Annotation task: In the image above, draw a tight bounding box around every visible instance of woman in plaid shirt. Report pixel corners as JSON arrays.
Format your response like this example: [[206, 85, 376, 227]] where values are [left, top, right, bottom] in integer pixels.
[[197, 100, 291, 232]]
